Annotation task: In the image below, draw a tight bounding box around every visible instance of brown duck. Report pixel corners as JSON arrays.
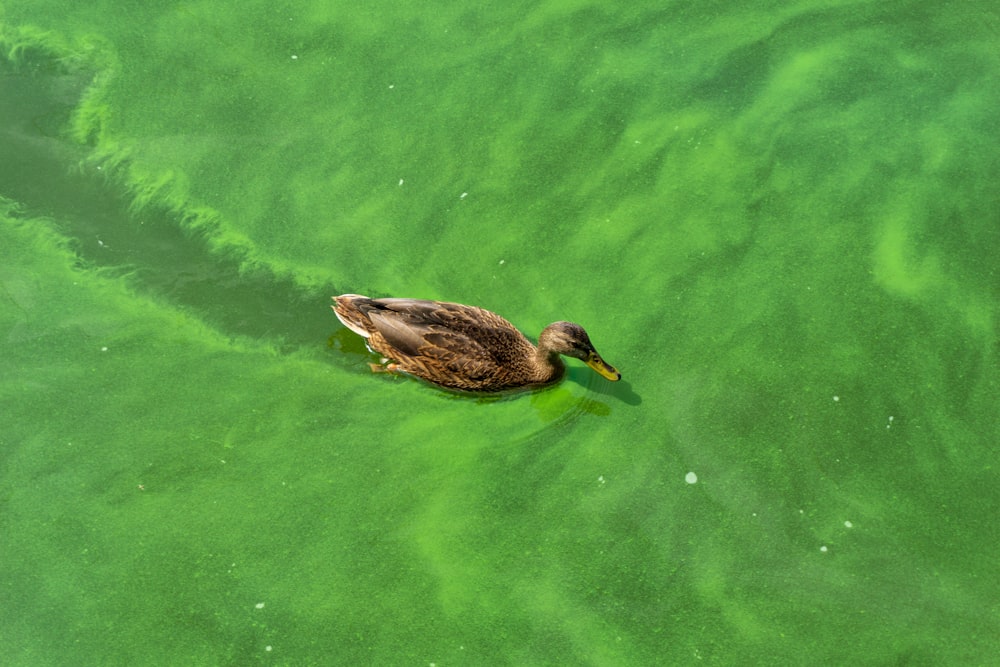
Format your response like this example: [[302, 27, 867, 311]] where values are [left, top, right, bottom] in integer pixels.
[[332, 294, 621, 391]]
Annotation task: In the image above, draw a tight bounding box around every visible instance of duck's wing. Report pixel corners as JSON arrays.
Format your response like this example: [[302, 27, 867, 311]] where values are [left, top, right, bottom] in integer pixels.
[[333, 296, 438, 345], [367, 299, 530, 368]]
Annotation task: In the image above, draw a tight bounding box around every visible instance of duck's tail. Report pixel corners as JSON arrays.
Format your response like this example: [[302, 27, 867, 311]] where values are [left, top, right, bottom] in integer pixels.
[[331, 294, 375, 337]]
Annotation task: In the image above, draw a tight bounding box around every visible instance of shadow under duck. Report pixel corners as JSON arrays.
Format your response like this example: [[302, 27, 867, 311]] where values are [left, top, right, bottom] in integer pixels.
[[332, 294, 621, 392]]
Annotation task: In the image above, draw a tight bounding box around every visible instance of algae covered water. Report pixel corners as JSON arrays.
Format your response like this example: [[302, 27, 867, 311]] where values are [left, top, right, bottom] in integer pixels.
[[2, 1, 998, 664]]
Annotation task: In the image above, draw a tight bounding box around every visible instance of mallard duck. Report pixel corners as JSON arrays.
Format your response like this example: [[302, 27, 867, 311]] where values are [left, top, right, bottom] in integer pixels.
[[332, 294, 621, 392]]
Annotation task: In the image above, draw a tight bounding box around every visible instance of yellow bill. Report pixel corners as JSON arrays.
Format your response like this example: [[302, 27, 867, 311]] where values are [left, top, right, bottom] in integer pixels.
[[585, 351, 621, 382]]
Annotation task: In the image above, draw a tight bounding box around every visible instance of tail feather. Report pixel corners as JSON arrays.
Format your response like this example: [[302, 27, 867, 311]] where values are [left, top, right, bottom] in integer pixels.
[[332, 294, 374, 338]]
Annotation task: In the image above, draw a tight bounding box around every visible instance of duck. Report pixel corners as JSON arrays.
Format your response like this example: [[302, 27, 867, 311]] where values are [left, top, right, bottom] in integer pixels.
[[332, 294, 621, 392]]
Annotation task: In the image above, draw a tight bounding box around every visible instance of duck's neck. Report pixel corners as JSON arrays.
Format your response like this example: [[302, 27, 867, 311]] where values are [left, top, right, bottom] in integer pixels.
[[534, 348, 566, 383]]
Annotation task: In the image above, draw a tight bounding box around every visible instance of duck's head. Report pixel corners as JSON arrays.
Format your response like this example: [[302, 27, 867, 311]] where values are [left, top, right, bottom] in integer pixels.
[[539, 321, 621, 382]]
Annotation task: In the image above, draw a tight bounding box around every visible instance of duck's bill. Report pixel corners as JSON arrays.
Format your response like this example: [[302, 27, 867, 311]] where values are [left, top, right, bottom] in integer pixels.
[[586, 353, 621, 382]]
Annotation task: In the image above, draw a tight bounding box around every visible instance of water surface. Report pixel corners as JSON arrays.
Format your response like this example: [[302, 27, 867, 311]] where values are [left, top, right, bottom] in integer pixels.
[[2, 1, 998, 664]]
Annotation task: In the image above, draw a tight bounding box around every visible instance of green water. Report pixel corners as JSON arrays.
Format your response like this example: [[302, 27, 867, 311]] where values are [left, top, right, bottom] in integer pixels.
[[2, 1, 998, 664]]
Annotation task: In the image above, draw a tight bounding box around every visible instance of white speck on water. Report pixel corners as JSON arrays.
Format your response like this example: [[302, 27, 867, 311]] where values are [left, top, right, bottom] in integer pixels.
[[255, 602, 265, 609], [820, 545, 828, 553], [685, 471, 698, 484], [844, 520, 853, 528]]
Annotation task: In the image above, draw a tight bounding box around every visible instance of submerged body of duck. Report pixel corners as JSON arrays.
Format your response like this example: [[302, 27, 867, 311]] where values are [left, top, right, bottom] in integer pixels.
[[332, 294, 621, 392]]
